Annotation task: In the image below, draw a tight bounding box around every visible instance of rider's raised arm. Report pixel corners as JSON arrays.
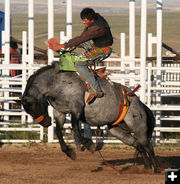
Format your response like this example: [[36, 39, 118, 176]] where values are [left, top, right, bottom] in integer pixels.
[[64, 26, 106, 49]]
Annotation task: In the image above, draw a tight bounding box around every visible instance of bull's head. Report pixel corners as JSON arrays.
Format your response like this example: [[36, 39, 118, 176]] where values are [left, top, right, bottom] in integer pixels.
[[16, 95, 52, 128]]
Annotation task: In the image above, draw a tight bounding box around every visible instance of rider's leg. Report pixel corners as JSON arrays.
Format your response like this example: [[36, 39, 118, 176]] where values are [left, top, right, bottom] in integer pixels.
[[74, 61, 104, 97], [74, 121, 82, 147], [84, 122, 92, 139], [74, 121, 92, 151]]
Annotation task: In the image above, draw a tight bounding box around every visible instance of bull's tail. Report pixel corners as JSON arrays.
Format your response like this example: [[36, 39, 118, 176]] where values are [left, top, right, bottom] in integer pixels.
[[142, 103, 155, 139]]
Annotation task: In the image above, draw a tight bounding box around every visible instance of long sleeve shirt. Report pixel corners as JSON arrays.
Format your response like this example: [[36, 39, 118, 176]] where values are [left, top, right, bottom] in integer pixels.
[[64, 26, 106, 49]]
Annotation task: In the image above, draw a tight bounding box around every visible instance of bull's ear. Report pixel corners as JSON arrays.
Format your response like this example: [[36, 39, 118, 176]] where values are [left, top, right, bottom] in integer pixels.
[[14, 96, 22, 105], [14, 100, 22, 105]]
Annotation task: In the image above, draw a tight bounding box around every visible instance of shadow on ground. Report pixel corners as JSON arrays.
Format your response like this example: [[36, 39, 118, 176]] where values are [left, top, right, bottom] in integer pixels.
[[92, 155, 180, 173]]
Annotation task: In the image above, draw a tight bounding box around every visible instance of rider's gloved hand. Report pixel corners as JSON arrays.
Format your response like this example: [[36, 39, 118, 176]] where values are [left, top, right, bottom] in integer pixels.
[[46, 38, 65, 52]]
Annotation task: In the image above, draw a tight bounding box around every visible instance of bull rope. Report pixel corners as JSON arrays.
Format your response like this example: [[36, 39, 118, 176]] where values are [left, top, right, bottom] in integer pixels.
[[95, 130, 120, 174]]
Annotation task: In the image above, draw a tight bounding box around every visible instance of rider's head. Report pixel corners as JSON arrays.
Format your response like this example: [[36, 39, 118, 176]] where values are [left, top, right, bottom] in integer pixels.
[[80, 8, 97, 28]]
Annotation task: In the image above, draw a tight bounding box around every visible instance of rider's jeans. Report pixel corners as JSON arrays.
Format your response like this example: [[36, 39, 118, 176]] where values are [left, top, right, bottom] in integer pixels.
[[74, 121, 92, 146], [74, 61, 102, 93]]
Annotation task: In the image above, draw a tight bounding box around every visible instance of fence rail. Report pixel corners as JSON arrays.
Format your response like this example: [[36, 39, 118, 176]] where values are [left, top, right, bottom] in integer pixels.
[[0, 0, 180, 144], [0, 58, 180, 144]]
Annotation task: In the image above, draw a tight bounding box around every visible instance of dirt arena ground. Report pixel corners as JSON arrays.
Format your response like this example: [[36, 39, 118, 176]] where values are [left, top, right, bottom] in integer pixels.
[[0, 143, 179, 184]]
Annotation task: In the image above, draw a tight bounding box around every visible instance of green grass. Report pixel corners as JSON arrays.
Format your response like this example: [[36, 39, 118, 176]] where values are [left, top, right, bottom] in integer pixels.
[[0, 131, 40, 140], [22, 141, 37, 148], [10, 12, 180, 56]]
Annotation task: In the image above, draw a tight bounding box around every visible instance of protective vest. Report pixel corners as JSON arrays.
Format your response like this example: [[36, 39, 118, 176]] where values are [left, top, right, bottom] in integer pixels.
[[88, 14, 113, 48]]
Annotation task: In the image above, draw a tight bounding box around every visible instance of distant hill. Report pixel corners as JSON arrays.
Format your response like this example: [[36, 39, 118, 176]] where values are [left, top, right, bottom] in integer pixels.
[[0, 1, 180, 14]]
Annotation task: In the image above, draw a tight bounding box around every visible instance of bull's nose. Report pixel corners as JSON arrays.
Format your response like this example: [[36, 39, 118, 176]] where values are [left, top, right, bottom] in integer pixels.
[[40, 116, 52, 128]]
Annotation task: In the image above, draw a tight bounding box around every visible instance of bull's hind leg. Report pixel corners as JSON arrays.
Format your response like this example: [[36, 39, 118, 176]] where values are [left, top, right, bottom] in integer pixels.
[[123, 95, 156, 171], [135, 131, 160, 172], [132, 122, 160, 172], [109, 125, 152, 170], [128, 111, 160, 171], [54, 110, 76, 160], [142, 142, 161, 173]]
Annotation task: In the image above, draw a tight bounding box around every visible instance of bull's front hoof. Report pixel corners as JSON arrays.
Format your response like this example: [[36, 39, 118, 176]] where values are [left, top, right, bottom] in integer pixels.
[[40, 116, 52, 128], [66, 148, 76, 160]]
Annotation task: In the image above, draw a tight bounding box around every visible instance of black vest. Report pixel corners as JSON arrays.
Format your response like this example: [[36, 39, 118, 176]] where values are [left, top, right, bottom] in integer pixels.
[[88, 14, 113, 48]]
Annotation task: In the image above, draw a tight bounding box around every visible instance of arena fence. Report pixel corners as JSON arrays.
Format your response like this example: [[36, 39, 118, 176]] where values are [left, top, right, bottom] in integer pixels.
[[0, 0, 180, 144]]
